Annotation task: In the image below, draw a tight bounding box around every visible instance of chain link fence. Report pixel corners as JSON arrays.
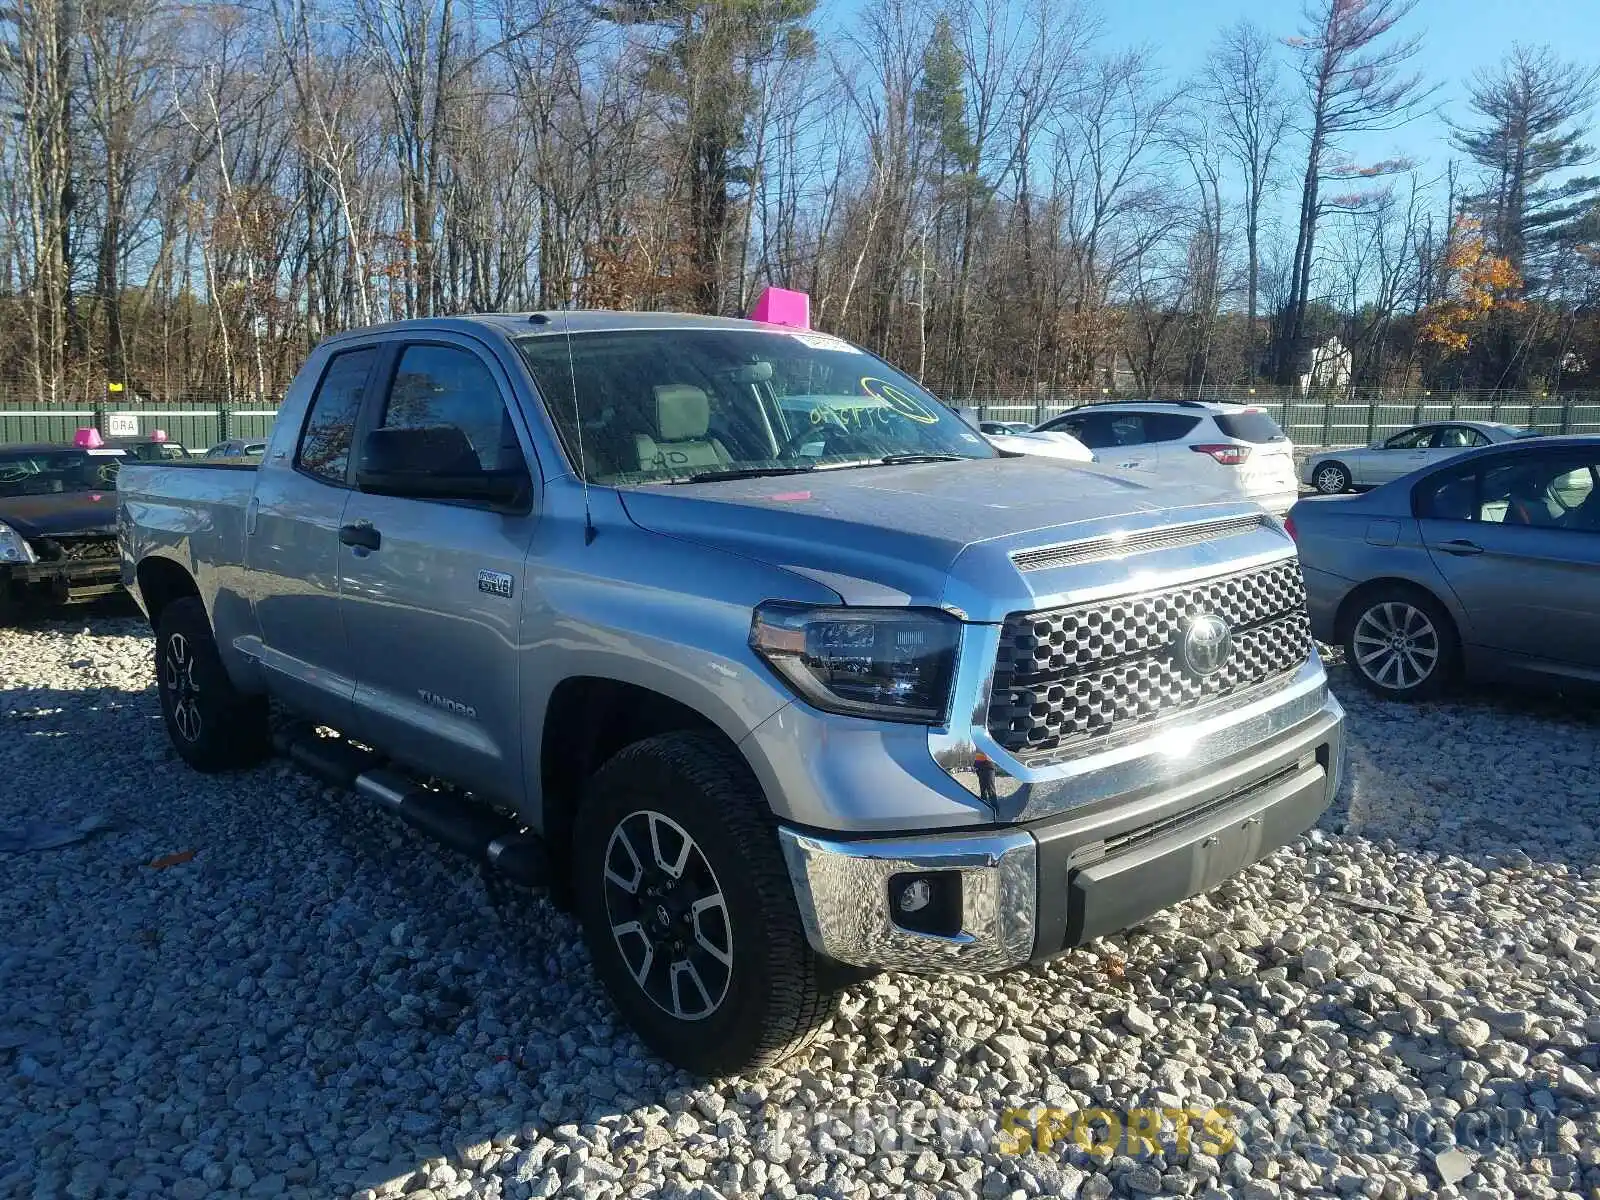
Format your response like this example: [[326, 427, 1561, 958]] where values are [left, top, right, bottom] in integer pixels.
[[0, 397, 279, 451]]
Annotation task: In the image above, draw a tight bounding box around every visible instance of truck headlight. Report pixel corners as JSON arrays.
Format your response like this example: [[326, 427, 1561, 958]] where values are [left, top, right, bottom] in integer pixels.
[[0, 522, 36, 564], [749, 603, 961, 724]]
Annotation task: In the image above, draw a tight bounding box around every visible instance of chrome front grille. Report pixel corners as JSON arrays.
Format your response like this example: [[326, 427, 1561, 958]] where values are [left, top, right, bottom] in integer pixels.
[[987, 558, 1311, 761]]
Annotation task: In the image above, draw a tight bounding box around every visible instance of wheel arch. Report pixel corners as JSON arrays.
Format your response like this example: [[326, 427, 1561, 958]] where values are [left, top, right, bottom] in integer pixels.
[[1333, 576, 1462, 648], [1314, 458, 1353, 490], [535, 675, 755, 903], [135, 554, 202, 631]]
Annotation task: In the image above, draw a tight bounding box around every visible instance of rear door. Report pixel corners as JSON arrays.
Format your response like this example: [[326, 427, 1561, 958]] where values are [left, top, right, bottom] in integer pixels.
[[1042, 411, 1162, 478], [244, 344, 377, 726], [336, 335, 541, 802], [1417, 449, 1600, 670], [1423, 424, 1490, 469]]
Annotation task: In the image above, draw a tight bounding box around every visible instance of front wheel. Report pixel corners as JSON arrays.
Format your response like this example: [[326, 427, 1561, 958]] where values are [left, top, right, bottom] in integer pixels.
[[1314, 461, 1352, 494], [155, 597, 271, 771], [573, 732, 837, 1076], [1343, 588, 1457, 700]]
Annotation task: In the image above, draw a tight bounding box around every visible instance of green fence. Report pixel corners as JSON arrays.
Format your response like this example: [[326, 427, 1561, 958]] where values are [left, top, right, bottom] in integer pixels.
[[0, 403, 279, 451], [5, 389, 1600, 453]]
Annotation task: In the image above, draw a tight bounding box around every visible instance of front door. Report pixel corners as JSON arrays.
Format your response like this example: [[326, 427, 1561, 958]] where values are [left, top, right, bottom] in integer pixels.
[[1418, 450, 1600, 670], [337, 337, 540, 802], [1369, 427, 1434, 483], [244, 344, 378, 727]]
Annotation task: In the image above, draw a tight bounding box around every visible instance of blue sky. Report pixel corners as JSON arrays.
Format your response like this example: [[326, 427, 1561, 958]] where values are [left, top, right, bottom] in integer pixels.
[[1100, 0, 1600, 175]]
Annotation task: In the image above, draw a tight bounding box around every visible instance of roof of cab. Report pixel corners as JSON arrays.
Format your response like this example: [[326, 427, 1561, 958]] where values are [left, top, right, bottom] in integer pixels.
[[319, 310, 797, 345]]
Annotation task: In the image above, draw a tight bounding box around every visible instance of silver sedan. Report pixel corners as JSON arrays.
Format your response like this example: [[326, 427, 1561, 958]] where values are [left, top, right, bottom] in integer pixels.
[[1302, 420, 1539, 494], [1289, 434, 1600, 699]]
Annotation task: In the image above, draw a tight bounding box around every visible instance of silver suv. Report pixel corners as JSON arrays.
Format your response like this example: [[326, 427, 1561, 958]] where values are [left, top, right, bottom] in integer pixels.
[[119, 313, 1346, 1074]]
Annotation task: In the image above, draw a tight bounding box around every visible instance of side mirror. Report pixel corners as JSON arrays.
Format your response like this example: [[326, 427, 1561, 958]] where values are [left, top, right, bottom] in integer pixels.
[[356, 426, 529, 509]]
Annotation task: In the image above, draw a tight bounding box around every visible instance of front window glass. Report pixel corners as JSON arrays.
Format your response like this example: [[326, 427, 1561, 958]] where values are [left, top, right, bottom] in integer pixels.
[[1386, 428, 1433, 449], [0, 449, 123, 496], [515, 328, 993, 484]]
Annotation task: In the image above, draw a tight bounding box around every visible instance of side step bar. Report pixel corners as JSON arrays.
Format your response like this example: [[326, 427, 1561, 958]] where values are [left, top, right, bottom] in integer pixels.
[[273, 724, 546, 887]]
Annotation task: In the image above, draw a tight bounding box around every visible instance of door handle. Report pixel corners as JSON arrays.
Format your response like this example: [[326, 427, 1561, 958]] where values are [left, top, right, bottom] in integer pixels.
[[1437, 539, 1483, 556], [339, 522, 381, 551]]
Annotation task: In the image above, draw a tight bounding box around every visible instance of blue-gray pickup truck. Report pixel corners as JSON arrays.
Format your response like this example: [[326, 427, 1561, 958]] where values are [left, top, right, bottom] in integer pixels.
[[118, 312, 1346, 1074]]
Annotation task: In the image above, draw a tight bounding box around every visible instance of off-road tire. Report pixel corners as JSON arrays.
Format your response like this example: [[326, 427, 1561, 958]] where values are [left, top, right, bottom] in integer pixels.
[[573, 731, 838, 1076], [155, 596, 271, 772]]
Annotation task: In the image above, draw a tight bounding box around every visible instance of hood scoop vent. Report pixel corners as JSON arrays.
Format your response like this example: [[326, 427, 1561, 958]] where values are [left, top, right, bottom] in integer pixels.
[[1011, 514, 1267, 572]]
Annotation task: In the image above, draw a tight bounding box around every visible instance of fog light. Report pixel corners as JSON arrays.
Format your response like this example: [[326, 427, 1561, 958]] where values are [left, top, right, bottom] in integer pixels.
[[898, 878, 932, 913], [888, 871, 962, 937]]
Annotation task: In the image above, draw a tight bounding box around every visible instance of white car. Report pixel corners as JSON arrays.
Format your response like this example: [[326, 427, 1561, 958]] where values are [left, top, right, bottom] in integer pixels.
[[1034, 401, 1299, 515], [1302, 420, 1541, 494], [984, 429, 1095, 463]]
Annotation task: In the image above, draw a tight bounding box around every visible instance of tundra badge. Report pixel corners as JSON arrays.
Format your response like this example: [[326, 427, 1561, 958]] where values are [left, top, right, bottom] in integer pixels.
[[478, 569, 514, 599]]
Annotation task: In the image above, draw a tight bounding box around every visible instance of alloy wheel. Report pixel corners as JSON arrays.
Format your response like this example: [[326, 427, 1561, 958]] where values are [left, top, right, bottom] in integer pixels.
[[1351, 602, 1439, 691], [602, 810, 733, 1021], [1316, 465, 1349, 493], [163, 632, 203, 742]]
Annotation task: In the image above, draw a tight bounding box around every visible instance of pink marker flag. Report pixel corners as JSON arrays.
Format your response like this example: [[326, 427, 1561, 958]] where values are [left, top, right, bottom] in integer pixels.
[[748, 286, 810, 331]]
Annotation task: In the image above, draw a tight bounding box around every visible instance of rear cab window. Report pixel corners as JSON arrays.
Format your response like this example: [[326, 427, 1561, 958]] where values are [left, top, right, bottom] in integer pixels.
[[1212, 411, 1287, 443], [296, 347, 377, 484]]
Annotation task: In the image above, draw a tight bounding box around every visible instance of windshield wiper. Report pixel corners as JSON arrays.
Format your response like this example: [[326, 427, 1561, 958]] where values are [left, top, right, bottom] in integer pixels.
[[674, 464, 817, 484], [876, 453, 967, 465]]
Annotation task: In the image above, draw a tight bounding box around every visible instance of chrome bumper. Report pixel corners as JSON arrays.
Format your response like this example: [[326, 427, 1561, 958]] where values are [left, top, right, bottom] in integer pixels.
[[777, 826, 1037, 973], [780, 688, 1345, 973]]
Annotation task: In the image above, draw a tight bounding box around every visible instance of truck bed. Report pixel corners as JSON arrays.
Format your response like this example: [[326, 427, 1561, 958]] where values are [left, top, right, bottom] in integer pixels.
[[117, 460, 257, 585]]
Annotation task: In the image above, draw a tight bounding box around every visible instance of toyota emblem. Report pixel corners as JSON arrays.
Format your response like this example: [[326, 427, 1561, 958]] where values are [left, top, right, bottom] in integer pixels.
[[1177, 612, 1233, 677]]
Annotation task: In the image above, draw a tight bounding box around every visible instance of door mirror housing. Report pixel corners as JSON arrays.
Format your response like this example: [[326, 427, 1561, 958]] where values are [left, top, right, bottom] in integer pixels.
[[355, 426, 530, 509]]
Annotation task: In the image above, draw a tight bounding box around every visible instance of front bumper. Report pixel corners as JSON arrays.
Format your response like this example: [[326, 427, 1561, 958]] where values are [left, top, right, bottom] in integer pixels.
[[779, 687, 1344, 972], [1, 557, 123, 604]]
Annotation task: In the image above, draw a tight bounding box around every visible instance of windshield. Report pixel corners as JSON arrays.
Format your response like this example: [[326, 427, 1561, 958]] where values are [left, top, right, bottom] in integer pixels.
[[0, 449, 123, 498], [514, 327, 994, 484]]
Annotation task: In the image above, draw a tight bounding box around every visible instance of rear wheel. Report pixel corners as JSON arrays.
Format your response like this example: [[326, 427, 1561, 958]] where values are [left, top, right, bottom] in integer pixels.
[[1314, 461, 1352, 494], [573, 731, 837, 1076], [155, 597, 271, 771], [1342, 587, 1457, 700]]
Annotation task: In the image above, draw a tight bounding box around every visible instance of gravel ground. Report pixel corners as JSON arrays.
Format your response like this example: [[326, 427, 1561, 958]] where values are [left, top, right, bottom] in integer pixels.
[[2, 610, 1598, 1200]]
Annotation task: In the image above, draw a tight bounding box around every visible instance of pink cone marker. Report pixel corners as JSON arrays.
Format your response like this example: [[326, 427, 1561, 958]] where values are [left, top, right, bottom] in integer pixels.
[[747, 286, 810, 331]]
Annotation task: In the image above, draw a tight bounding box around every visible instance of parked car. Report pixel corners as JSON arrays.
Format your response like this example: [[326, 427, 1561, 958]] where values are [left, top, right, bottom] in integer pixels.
[[1035, 401, 1299, 515], [120, 310, 1346, 1075], [203, 438, 267, 460], [1289, 434, 1600, 699], [0, 443, 126, 617], [980, 420, 1035, 435], [983, 428, 1095, 462], [1302, 420, 1540, 494], [109, 436, 192, 462]]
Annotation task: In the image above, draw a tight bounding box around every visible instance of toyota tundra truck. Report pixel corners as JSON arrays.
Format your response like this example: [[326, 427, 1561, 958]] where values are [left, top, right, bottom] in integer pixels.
[[118, 310, 1346, 1075]]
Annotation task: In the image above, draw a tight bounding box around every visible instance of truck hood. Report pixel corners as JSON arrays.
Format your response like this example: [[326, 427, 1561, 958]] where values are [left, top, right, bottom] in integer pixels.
[[0, 491, 118, 538], [617, 457, 1270, 619]]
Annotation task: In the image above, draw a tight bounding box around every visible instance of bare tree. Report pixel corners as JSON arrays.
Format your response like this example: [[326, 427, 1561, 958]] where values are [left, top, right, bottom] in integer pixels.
[[1203, 19, 1291, 379], [1273, 0, 1433, 385]]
